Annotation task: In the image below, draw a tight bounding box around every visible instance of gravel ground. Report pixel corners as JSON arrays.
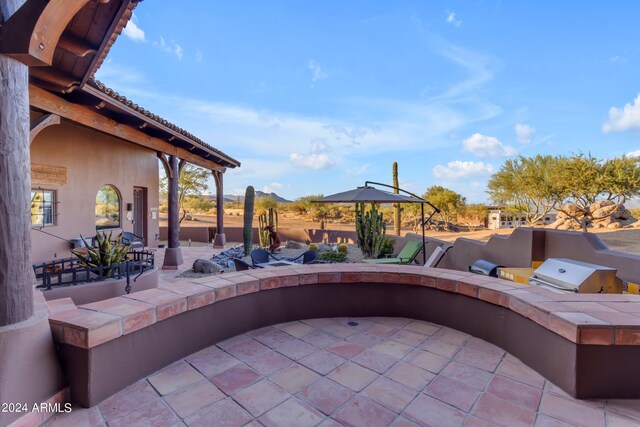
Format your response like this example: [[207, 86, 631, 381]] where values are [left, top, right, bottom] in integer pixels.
[[177, 242, 365, 278]]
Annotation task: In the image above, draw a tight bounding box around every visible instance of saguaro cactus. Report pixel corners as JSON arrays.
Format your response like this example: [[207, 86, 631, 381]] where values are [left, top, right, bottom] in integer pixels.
[[355, 203, 386, 258], [393, 161, 401, 236], [258, 207, 279, 249], [243, 186, 255, 256]]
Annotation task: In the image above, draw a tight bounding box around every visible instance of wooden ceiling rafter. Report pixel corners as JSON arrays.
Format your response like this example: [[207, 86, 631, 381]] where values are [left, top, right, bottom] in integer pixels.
[[57, 32, 98, 58], [80, 0, 132, 85], [0, 0, 92, 66], [30, 85, 226, 172], [30, 67, 81, 92], [82, 83, 239, 167]]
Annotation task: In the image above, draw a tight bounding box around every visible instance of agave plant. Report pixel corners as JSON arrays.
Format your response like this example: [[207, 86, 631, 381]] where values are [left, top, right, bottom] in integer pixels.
[[71, 231, 129, 278]]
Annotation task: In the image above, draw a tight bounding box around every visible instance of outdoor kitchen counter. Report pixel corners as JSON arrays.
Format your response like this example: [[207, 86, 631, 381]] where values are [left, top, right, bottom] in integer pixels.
[[45, 264, 640, 405]]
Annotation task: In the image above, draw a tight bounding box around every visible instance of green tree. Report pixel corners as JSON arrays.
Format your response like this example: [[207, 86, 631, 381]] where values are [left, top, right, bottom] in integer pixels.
[[487, 155, 556, 225], [549, 154, 640, 231], [287, 195, 329, 220], [458, 204, 488, 231], [160, 164, 209, 223], [423, 186, 466, 224]]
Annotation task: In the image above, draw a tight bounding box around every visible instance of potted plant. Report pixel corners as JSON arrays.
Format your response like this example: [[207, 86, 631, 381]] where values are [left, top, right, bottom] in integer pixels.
[[71, 231, 129, 279]]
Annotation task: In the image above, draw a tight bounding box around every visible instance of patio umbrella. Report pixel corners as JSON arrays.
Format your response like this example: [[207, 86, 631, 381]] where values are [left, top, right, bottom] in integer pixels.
[[313, 182, 440, 264], [314, 186, 421, 204]]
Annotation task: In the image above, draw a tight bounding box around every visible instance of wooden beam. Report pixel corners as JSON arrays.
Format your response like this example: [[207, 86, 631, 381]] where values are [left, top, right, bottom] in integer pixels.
[[29, 84, 225, 171], [57, 32, 98, 57], [1, 0, 35, 326], [157, 152, 172, 179], [80, 0, 131, 86], [0, 0, 91, 66], [30, 113, 60, 142], [30, 67, 80, 91], [82, 83, 240, 167]]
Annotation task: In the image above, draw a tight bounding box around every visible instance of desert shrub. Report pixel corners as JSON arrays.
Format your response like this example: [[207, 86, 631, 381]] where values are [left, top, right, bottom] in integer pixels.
[[255, 196, 278, 214], [319, 252, 347, 263], [308, 243, 318, 251], [380, 237, 395, 256], [183, 196, 215, 213]]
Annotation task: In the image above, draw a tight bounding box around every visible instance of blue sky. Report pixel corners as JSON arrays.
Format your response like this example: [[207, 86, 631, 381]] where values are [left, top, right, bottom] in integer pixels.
[[96, 1, 640, 203]]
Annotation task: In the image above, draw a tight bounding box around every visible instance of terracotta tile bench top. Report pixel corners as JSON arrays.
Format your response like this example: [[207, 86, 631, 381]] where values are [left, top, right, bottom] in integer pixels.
[[46, 264, 640, 349]]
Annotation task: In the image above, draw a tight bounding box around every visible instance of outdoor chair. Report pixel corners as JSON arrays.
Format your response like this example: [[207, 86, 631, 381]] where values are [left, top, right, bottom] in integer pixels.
[[362, 240, 423, 265], [288, 250, 319, 265], [122, 231, 144, 250], [250, 248, 281, 267], [233, 258, 255, 271]]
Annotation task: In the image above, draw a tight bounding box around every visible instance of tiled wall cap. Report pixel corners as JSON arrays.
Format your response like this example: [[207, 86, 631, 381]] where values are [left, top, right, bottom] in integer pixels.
[[48, 264, 640, 348]]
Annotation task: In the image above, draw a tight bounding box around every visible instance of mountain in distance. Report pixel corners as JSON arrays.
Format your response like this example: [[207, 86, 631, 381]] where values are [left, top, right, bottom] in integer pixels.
[[214, 191, 292, 203]]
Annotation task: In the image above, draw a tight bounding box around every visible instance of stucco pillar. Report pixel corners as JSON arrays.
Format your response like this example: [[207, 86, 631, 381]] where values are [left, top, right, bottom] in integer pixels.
[[162, 155, 183, 269], [0, 0, 34, 327], [212, 170, 226, 248]]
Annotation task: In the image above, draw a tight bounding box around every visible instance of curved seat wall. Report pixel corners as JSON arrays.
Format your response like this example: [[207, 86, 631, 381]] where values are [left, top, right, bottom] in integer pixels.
[[48, 264, 640, 407]]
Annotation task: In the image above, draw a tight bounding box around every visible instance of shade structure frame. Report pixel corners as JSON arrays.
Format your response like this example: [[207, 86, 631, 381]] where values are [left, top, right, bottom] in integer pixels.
[[313, 182, 441, 264]]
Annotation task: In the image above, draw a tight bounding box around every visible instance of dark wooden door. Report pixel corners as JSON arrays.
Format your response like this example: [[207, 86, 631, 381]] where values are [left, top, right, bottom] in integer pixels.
[[133, 187, 147, 242]]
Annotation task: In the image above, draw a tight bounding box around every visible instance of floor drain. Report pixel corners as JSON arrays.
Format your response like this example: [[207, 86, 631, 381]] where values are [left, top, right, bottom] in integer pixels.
[[347, 321, 359, 327]]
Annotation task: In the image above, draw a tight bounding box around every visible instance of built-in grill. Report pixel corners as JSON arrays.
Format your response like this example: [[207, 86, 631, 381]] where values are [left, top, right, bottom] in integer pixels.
[[529, 258, 623, 294]]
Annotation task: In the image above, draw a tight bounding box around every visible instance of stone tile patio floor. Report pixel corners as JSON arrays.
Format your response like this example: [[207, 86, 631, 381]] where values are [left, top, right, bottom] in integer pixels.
[[41, 248, 640, 426], [42, 316, 640, 427]]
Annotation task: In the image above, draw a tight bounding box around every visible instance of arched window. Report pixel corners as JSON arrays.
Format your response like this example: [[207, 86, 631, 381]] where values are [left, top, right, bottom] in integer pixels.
[[96, 185, 121, 229]]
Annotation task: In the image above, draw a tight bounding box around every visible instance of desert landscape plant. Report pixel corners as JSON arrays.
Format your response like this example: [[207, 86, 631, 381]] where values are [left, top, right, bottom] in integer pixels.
[[71, 231, 129, 278], [243, 186, 255, 256], [355, 203, 386, 258]]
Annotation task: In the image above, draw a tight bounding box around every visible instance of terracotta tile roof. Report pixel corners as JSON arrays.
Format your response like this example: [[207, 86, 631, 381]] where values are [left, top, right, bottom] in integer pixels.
[[89, 80, 240, 167], [88, 0, 140, 81]]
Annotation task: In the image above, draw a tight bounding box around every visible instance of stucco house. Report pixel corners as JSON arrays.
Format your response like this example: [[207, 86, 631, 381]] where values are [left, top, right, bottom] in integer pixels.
[[26, 1, 239, 269], [0, 2, 238, 423]]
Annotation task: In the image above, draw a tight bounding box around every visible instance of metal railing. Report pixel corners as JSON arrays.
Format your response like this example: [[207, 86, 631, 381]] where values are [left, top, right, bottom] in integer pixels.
[[33, 250, 155, 293]]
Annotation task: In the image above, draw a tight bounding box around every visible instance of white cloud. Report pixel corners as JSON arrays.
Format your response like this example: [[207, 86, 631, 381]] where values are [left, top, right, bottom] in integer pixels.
[[432, 160, 494, 180], [307, 59, 328, 84], [195, 49, 203, 63], [515, 124, 534, 144], [446, 11, 462, 27], [310, 139, 331, 154], [627, 150, 640, 157], [603, 95, 640, 133], [610, 56, 628, 64], [290, 153, 335, 170], [123, 15, 145, 42], [344, 164, 369, 178], [462, 133, 517, 158], [262, 182, 284, 193], [153, 37, 183, 60]]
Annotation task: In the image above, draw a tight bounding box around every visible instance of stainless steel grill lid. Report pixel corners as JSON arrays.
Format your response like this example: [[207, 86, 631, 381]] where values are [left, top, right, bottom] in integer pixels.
[[529, 258, 623, 294]]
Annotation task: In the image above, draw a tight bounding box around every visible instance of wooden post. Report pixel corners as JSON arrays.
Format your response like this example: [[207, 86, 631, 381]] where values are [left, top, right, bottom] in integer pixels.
[[167, 155, 180, 249], [0, 0, 35, 326], [212, 170, 226, 247], [162, 155, 183, 269]]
